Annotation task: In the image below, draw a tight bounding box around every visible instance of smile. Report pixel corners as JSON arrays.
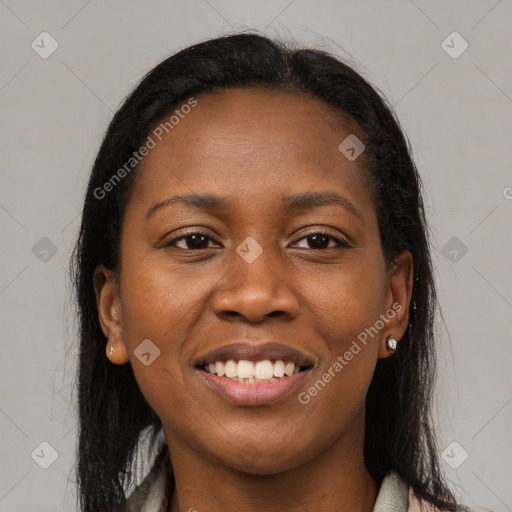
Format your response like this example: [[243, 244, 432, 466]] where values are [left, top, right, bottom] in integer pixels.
[[196, 359, 312, 406], [194, 341, 315, 405], [203, 358, 308, 383]]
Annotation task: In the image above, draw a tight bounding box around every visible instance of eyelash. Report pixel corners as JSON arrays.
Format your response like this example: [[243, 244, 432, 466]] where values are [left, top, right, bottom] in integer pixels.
[[163, 229, 352, 250]]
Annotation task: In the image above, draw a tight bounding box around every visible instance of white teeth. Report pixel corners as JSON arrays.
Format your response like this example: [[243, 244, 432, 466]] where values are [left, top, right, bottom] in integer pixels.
[[225, 359, 237, 378], [284, 362, 295, 376], [254, 360, 274, 380], [204, 359, 305, 381], [273, 360, 285, 377], [237, 360, 255, 379], [215, 361, 225, 377]]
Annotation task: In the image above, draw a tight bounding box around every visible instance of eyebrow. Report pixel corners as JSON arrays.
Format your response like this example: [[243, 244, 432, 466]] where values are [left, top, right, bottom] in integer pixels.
[[145, 191, 363, 222]]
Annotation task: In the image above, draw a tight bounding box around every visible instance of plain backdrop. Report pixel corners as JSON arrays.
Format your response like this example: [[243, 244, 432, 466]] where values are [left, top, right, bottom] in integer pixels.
[[1, 1, 511, 511]]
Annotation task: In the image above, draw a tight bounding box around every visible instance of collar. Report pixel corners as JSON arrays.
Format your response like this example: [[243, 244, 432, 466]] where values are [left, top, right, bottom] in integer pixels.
[[373, 471, 410, 512]]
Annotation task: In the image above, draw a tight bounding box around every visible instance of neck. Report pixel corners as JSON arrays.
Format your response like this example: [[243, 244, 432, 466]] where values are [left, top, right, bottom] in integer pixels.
[[166, 410, 379, 512]]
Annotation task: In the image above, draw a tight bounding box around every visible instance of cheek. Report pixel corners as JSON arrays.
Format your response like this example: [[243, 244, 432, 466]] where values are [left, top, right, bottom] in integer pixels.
[[298, 252, 386, 405], [287, 261, 384, 463], [303, 251, 388, 349], [116, 260, 183, 398], [117, 248, 226, 418], [119, 249, 216, 343]]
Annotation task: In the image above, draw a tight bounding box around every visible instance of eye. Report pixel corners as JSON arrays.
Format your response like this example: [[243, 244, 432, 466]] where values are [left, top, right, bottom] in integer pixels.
[[293, 230, 351, 250], [164, 232, 221, 250]]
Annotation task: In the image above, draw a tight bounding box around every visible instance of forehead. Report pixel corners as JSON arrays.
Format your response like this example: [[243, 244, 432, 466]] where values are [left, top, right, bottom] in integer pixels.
[[130, 87, 371, 211]]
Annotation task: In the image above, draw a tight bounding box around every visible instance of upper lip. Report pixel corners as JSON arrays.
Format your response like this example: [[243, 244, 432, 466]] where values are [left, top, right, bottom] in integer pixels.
[[195, 342, 315, 368]]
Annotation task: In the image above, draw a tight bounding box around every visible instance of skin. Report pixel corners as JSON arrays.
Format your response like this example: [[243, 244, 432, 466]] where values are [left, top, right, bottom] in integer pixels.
[[94, 88, 413, 512]]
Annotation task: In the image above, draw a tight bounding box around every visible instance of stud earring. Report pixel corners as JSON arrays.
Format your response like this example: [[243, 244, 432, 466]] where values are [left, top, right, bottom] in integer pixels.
[[110, 345, 114, 356], [386, 335, 398, 352]]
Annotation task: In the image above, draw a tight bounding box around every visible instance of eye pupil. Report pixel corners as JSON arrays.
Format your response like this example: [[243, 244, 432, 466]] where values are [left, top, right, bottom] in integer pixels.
[[308, 234, 330, 249], [187, 234, 208, 249]]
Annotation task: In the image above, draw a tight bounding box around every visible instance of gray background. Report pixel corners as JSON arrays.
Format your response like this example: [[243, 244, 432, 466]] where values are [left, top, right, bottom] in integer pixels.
[[1, 1, 511, 511]]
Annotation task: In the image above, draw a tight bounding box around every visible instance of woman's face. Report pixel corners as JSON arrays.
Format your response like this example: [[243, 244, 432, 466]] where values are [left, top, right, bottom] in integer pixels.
[[95, 88, 412, 474]]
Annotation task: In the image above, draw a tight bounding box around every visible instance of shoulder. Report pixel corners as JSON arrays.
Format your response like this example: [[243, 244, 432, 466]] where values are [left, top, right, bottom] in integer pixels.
[[407, 488, 448, 512], [407, 483, 491, 512]]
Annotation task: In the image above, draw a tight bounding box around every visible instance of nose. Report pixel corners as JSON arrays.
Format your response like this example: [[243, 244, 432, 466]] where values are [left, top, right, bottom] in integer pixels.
[[212, 247, 300, 324]]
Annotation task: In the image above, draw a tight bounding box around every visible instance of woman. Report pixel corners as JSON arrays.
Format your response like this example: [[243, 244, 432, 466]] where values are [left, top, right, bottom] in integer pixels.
[[71, 32, 468, 512]]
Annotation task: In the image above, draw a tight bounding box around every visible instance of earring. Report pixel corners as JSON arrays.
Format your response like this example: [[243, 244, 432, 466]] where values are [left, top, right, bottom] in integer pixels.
[[110, 345, 114, 356], [386, 335, 398, 352]]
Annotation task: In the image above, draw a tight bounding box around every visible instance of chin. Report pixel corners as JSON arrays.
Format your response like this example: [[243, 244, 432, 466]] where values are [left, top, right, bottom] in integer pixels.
[[218, 445, 311, 476]]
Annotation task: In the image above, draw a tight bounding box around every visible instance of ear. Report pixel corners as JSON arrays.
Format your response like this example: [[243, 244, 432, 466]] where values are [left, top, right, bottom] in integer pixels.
[[378, 250, 413, 359], [93, 264, 129, 365]]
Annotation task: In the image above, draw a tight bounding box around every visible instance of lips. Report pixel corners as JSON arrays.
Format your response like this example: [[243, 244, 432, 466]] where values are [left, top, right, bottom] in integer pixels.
[[194, 342, 315, 406]]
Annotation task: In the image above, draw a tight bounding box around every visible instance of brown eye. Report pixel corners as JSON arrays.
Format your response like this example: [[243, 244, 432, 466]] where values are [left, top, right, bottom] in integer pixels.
[[165, 233, 218, 250], [293, 231, 351, 250]]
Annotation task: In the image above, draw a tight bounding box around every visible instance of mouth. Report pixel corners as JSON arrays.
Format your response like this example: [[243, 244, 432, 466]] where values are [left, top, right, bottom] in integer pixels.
[[194, 342, 314, 406]]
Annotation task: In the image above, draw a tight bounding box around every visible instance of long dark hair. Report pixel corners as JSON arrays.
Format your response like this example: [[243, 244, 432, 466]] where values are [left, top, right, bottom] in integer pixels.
[[71, 32, 461, 511]]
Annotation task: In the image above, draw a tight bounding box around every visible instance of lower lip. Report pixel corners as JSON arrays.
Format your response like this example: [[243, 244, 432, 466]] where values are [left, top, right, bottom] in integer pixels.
[[197, 368, 310, 406]]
